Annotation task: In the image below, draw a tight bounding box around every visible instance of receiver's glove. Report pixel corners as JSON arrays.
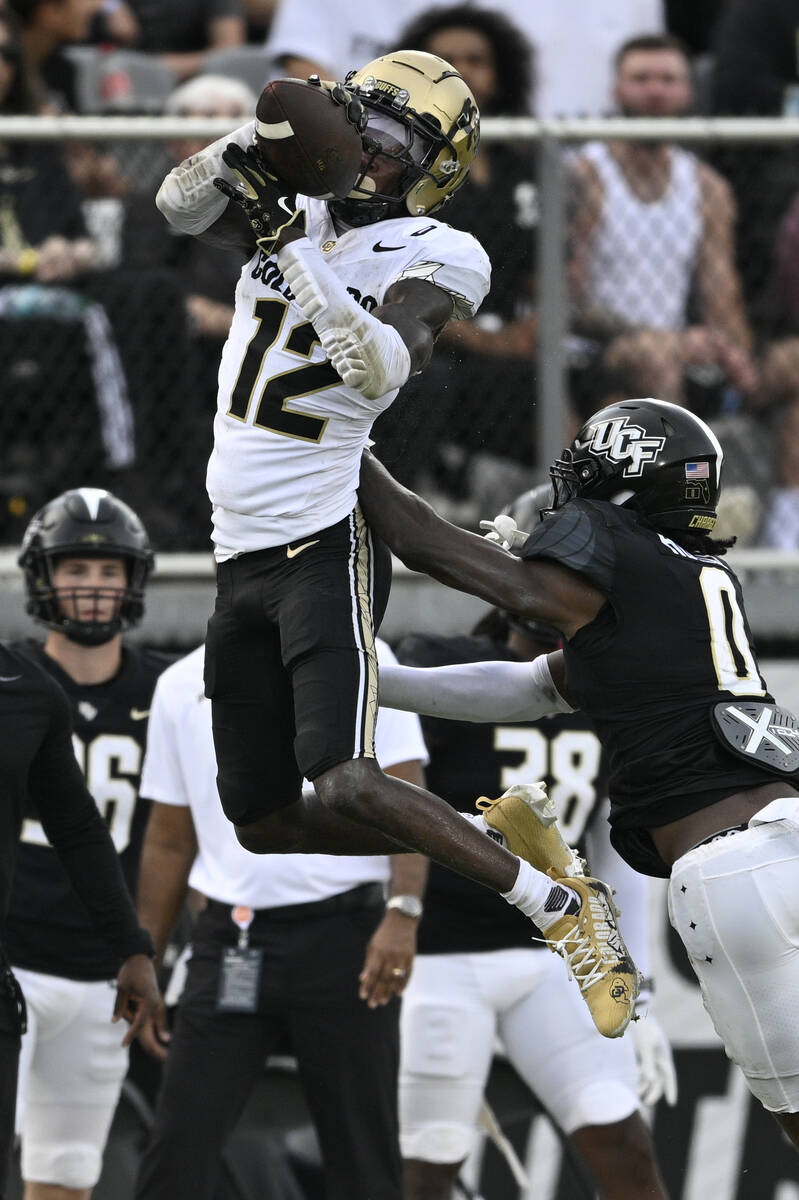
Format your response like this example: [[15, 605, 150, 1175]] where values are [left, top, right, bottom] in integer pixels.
[[213, 142, 304, 255], [631, 1008, 678, 1106], [479, 514, 529, 553], [308, 75, 368, 134]]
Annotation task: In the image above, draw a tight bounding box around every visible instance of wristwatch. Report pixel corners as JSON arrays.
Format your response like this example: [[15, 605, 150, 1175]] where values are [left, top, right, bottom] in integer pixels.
[[386, 894, 424, 919]]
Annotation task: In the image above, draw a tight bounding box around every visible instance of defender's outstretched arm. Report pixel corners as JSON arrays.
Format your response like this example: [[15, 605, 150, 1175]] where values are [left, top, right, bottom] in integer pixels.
[[358, 451, 604, 639]]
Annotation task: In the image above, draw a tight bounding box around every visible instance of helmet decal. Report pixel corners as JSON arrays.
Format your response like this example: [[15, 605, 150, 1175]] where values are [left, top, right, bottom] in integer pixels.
[[580, 416, 666, 477]]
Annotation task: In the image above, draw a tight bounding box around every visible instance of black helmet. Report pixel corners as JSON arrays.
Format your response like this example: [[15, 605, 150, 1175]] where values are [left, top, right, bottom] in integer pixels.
[[550, 398, 723, 533], [19, 488, 154, 645]]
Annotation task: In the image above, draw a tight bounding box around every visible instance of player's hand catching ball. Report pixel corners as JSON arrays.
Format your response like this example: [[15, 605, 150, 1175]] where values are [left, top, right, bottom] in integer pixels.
[[314, 77, 369, 135], [213, 143, 305, 255]]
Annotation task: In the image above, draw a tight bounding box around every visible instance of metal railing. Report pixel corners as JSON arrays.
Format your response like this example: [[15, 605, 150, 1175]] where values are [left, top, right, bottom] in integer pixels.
[[1, 114, 797, 636], [1, 111, 796, 466]]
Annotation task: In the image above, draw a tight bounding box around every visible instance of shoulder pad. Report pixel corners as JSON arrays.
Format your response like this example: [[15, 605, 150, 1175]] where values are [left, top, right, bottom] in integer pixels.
[[521, 501, 616, 593]]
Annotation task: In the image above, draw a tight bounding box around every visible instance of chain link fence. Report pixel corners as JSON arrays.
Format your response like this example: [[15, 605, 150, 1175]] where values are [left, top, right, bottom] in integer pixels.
[[1, 115, 798, 551]]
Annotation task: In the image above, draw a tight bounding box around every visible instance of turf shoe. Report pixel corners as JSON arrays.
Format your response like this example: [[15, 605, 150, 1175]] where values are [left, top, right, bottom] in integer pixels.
[[476, 783, 585, 878], [543, 873, 641, 1038]]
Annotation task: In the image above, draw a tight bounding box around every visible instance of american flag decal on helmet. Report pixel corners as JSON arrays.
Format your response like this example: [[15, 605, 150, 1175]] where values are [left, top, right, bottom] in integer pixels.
[[685, 461, 710, 480]]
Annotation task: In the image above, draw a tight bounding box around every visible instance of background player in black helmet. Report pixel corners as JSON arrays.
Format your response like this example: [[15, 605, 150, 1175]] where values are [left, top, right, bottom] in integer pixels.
[[395, 487, 672, 1200], [360, 396, 799, 1150], [8, 488, 174, 1200], [154, 52, 640, 1041]]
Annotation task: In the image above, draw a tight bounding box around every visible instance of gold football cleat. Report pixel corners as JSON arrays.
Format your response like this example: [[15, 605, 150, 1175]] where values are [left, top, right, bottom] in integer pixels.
[[476, 783, 585, 878], [543, 873, 641, 1038]]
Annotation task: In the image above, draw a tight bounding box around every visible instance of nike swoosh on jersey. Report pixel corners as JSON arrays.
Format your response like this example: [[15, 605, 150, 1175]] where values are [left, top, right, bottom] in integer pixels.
[[130, 708, 150, 720], [286, 539, 320, 559], [277, 195, 295, 216], [373, 241, 406, 253], [0, 675, 21, 682]]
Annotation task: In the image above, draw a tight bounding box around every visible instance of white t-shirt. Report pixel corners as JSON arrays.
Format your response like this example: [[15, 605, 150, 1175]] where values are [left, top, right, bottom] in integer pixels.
[[265, 0, 663, 117], [139, 639, 428, 908], [579, 142, 702, 330], [206, 203, 489, 556]]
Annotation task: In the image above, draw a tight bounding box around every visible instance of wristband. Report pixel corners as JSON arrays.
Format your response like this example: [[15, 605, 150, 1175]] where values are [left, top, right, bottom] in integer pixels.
[[386, 894, 424, 919]]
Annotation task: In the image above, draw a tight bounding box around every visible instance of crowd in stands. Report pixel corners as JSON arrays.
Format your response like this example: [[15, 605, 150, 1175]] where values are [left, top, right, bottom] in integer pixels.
[[0, 0, 798, 551]]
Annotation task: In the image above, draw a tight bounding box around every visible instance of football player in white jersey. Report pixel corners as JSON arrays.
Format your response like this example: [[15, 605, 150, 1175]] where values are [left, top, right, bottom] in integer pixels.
[[154, 51, 642, 1042]]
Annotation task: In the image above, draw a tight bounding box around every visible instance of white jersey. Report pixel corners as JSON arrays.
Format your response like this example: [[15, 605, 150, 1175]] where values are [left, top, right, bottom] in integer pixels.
[[139, 639, 428, 908], [580, 141, 702, 331], [207, 200, 490, 556]]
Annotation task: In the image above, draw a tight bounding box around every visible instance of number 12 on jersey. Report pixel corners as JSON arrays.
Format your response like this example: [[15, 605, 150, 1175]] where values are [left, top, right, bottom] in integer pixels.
[[226, 297, 339, 442]]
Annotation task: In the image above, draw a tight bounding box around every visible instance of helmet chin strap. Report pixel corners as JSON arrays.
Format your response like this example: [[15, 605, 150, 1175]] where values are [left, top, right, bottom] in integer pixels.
[[327, 194, 404, 229], [61, 620, 120, 647]]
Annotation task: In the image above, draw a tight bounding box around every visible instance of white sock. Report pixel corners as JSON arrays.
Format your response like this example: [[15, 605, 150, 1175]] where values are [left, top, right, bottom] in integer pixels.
[[501, 859, 579, 930], [461, 811, 490, 835]]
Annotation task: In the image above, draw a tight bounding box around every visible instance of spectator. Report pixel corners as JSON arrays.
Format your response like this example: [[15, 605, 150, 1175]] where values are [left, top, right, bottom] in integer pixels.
[[108, 72, 258, 549], [160, 73, 258, 341], [569, 33, 756, 416], [746, 330, 799, 549], [125, 0, 246, 82], [664, 0, 724, 57], [0, 7, 135, 544], [265, 0, 447, 91], [6, 488, 174, 1200], [243, 0, 277, 44], [709, 0, 799, 324], [393, 540, 673, 1198], [8, 0, 101, 113], [132, 639, 428, 1200], [265, 0, 664, 117], [373, 5, 537, 515]]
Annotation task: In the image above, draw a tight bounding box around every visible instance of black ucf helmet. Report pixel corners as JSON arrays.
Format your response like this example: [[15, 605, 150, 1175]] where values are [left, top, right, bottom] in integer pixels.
[[19, 488, 154, 645], [549, 398, 724, 533]]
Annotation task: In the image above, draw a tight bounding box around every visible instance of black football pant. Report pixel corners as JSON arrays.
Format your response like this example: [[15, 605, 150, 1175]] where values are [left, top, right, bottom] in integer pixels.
[[134, 889, 402, 1200]]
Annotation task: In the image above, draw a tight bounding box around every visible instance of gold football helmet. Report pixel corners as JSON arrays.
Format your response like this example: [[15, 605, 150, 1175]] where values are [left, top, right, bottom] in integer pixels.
[[336, 49, 480, 222]]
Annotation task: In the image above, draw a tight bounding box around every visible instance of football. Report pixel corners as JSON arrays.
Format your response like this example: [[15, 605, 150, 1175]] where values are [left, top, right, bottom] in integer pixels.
[[254, 78, 364, 199]]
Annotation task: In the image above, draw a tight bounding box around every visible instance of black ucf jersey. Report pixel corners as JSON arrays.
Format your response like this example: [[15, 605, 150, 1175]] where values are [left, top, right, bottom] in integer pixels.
[[522, 499, 798, 875], [396, 632, 609, 955], [6, 641, 174, 980]]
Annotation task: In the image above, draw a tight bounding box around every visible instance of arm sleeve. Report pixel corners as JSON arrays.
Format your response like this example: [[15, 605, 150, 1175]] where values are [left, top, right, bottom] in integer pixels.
[[30, 682, 154, 961], [276, 238, 412, 400], [585, 801, 651, 987], [377, 653, 574, 724], [374, 640, 428, 770], [155, 120, 256, 237]]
